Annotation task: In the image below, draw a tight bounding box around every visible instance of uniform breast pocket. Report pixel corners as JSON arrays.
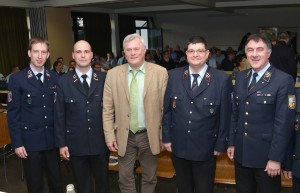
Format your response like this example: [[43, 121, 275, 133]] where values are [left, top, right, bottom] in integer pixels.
[[170, 94, 183, 109], [256, 97, 275, 105], [23, 92, 37, 106], [202, 99, 220, 116]]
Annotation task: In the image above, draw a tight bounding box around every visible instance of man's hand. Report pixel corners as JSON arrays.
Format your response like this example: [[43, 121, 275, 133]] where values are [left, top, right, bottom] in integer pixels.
[[264, 160, 281, 177], [106, 141, 118, 152], [15, 146, 27, 159], [227, 146, 235, 161], [60, 146, 70, 160], [163, 142, 172, 152], [282, 170, 292, 179], [214, 150, 221, 156]]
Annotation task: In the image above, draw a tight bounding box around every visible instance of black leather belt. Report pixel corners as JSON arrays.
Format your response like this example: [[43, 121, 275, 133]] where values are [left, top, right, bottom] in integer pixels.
[[132, 129, 147, 134]]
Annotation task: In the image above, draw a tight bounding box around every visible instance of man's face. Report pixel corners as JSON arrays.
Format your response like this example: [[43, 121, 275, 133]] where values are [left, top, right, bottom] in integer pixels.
[[94, 64, 101, 71], [72, 41, 93, 68], [186, 43, 209, 69], [28, 43, 49, 70], [245, 39, 271, 72], [145, 54, 152, 62], [124, 38, 146, 67]]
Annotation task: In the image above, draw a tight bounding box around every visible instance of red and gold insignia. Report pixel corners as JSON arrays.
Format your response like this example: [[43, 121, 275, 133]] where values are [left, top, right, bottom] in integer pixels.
[[27, 70, 33, 79], [72, 74, 78, 83], [263, 71, 272, 82], [205, 72, 211, 83], [93, 73, 98, 81], [183, 70, 189, 79], [288, 95, 296, 109]]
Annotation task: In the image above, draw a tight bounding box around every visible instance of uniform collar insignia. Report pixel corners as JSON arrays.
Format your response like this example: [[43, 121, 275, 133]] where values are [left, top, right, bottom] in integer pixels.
[[27, 69, 33, 79], [245, 70, 251, 79], [263, 71, 272, 82], [45, 70, 50, 78], [204, 72, 211, 83], [183, 69, 189, 79], [73, 73, 79, 83], [93, 72, 98, 81]]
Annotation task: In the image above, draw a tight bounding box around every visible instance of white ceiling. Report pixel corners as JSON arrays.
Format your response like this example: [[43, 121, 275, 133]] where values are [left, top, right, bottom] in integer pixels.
[[1, 0, 300, 14]]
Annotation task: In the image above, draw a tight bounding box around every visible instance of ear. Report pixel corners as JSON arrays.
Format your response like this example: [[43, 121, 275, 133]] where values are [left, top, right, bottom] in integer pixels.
[[46, 52, 50, 59], [28, 50, 31, 58]]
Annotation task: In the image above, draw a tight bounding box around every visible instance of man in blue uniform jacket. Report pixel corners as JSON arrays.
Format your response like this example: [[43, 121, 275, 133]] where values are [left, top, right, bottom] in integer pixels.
[[227, 34, 295, 193], [8, 37, 63, 193], [283, 88, 300, 193], [162, 36, 233, 193], [54, 40, 109, 193]]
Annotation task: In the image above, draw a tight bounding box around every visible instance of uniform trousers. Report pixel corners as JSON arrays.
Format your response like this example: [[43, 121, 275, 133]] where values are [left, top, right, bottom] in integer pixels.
[[70, 153, 109, 193], [23, 148, 63, 193], [235, 161, 281, 193], [172, 154, 216, 193], [118, 131, 158, 193], [293, 175, 300, 193]]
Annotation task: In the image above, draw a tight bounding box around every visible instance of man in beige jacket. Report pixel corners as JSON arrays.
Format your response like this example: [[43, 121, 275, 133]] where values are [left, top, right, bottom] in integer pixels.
[[103, 33, 168, 193]]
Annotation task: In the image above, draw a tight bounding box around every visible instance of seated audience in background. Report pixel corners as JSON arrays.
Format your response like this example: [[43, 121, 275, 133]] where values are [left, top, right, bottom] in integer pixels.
[[106, 52, 117, 68], [212, 48, 225, 68], [207, 49, 217, 68], [57, 57, 68, 73], [52, 60, 65, 75], [0, 73, 5, 81], [153, 49, 162, 63], [177, 48, 188, 68], [145, 51, 156, 63], [174, 44, 185, 62], [159, 50, 176, 70], [270, 31, 297, 82], [68, 59, 76, 72], [6, 65, 20, 83], [92, 63, 102, 71], [232, 54, 247, 79], [168, 47, 178, 64], [117, 51, 127, 65], [221, 51, 236, 71]]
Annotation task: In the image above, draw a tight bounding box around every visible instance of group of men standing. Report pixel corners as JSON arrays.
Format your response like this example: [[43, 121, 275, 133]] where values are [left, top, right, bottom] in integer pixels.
[[7, 32, 299, 193]]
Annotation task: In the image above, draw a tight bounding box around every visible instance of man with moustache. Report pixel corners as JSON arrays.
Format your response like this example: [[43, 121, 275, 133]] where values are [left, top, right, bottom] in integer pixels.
[[103, 33, 168, 193], [8, 37, 63, 193], [54, 40, 109, 193], [227, 34, 295, 193], [162, 36, 233, 193]]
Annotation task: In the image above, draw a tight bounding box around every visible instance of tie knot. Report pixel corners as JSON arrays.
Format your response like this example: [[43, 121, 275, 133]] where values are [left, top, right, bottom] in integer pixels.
[[82, 74, 87, 80], [131, 70, 138, 77], [36, 73, 42, 79], [192, 74, 199, 79], [252, 72, 258, 79]]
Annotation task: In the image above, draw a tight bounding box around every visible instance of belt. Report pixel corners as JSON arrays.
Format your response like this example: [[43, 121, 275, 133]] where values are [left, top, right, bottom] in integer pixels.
[[132, 128, 147, 134]]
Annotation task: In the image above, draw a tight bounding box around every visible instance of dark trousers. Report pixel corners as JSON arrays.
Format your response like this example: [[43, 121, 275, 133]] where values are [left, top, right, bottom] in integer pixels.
[[293, 175, 300, 193], [235, 161, 281, 193], [70, 152, 110, 193], [23, 148, 63, 193], [172, 154, 216, 193]]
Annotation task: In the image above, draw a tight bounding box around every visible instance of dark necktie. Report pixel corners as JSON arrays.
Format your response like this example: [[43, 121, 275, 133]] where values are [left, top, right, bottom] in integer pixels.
[[248, 72, 258, 91], [82, 74, 89, 94], [192, 74, 200, 94], [36, 73, 43, 86]]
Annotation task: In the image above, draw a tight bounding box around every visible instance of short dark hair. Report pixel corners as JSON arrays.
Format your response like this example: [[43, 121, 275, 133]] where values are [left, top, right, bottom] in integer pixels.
[[53, 60, 62, 68], [245, 34, 272, 51], [28, 36, 49, 51], [187, 36, 208, 50]]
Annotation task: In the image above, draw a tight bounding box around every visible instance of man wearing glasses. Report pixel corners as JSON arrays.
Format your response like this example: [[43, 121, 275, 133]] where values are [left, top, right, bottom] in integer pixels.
[[162, 36, 233, 193]]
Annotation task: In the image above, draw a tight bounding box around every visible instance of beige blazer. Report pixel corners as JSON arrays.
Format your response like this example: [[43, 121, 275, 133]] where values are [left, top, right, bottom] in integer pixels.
[[103, 62, 168, 157]]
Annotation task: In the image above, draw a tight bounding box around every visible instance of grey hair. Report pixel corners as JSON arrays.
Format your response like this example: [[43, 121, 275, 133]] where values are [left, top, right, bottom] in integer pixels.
[[123, 33, 146, 50]]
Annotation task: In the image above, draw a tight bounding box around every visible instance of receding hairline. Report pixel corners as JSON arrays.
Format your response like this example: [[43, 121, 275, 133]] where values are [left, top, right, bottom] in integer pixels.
[[73, 40, 92, 52]]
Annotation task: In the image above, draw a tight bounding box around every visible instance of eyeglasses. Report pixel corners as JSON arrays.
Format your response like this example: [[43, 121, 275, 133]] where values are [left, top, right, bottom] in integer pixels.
[[186, 49, 207, 54]]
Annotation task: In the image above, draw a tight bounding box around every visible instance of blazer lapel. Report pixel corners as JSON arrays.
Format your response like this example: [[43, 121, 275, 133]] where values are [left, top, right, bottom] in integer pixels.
[[243, 69, 252, 95], [72, 71, 87, 96], [182, 67, 194, 99], [42, 69, 51, 91], [247, 67, 273, 96], [121, 64, 130, 102], [27, 68, 42, 90], [144, 62, 153, 97], [88, 71, 99, 98], [193, 69, 211, 98]]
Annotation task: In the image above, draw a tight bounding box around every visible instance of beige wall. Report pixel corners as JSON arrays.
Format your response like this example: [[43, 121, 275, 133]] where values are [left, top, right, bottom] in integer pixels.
[[45, 7, 73, 67]]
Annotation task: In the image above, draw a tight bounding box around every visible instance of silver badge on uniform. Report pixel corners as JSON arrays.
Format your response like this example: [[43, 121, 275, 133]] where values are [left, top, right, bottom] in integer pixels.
[[7, 91, 12, 102], [210, 108, 214, 114], [27, 94, 32, 104]]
